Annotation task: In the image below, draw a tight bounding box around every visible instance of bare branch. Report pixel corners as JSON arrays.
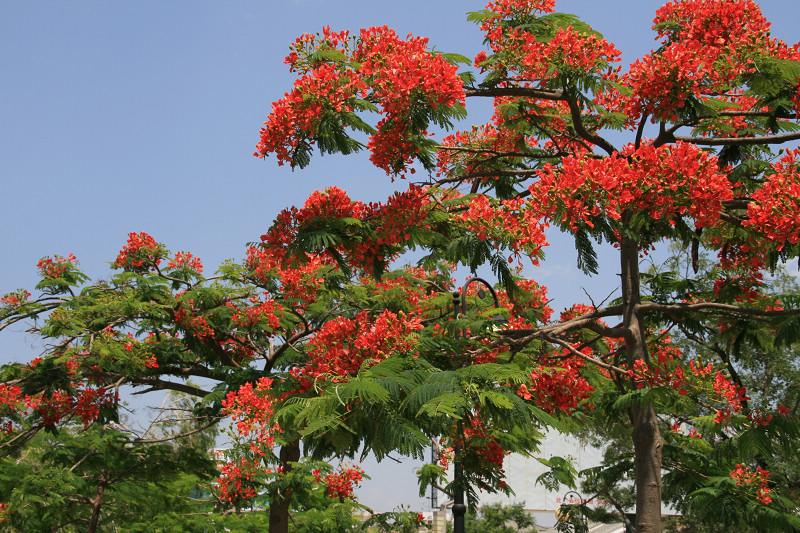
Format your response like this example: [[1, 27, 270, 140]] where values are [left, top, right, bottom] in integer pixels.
[[126, 377, 211, 398], [129, 416, 222, 444], [636, 301, 800, 318], [672, 130, 800, 146], [465, 87, 564, 100]]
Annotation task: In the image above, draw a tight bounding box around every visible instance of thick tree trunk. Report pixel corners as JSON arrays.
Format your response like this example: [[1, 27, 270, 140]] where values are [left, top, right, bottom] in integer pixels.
[[268, 439, 301, 533], [620, 235, 663, 533]]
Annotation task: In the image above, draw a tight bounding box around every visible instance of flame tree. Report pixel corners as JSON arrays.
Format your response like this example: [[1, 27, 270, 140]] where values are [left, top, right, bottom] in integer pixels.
[[249, 1, 800, 531], [3, 2, 800, 532]]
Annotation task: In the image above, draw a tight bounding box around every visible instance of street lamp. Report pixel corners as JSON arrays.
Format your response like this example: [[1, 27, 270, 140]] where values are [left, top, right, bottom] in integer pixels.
[[558, 490, 588, 533], [450, 276, 502, 533]]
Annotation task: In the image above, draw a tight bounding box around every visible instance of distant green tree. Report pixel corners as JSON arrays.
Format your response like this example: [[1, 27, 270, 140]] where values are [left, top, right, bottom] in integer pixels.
[[446, 503, 535, 533], [0, 391, 218, 532]]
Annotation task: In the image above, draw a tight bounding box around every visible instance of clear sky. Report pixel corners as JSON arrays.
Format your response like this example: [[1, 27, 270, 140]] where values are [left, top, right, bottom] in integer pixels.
[[2, 0, 800, 513]]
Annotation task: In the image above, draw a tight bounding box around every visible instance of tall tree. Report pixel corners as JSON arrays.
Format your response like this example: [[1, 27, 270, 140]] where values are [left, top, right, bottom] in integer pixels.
[[3, 2, 800, 533], [248, 1, 800, 531], [0, 231, 470, 530]]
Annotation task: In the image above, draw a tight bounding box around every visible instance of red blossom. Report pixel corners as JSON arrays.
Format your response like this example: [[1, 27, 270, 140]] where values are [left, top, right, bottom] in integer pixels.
[[530, 142, 733, 234], [0, 290, 31, 307], [227, 296, 283, 332], [174, 301, 215, 340], [291, 309, 422, 392], [484, 0, 555, 20], [37, 254, 77, 279], [454, 193, 548, 267], [222, 377, 280, 454], [167, 251, 203, 273], [258, 185, 435, 274], [444, 415, 510, 491], [619, 0, 800, 124], [22, 385, 117, 428], [113, 232, 166, 272], [629, 335, 687, 396], [255, 25, 464, 177], [525, 354, 595, 414], [314, 464, 364, 499], [216, 457, 260, 504], [744, 149, 800, 250], [730, 463, 772, 504]]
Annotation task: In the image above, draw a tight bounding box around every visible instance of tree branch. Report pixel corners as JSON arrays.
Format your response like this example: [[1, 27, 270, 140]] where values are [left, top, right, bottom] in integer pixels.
[[129, 416, 222, 444], [672, 130, 800, 146], [543, 333, 629, 375], [563, 89, 617, 156], [126, 377, 211, 398], [465, 87, 564, 100], [636, 301, 800, 318]]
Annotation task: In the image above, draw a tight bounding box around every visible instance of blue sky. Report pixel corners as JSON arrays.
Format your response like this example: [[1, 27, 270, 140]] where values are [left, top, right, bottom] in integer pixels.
[[2, 0, 800, 513]]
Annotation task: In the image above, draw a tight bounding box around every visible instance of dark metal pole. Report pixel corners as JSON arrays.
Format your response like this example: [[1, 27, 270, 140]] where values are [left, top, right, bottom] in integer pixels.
[[451, 278, 500, 533], [451, 291, 466, 533], [430, 445, 438, 510], [453, 419, 466, 533]]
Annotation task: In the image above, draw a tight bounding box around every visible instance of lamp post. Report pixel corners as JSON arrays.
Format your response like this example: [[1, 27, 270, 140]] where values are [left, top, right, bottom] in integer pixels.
[[451, 276, 502, 533], [558, 490, 588, 533]]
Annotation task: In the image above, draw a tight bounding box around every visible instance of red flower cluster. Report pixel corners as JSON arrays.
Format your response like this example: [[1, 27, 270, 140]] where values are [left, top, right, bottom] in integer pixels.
[[476, 0, 620, 103], [513, 26, 621, 85], [260, 185, 434, 274], [0, 384, 23, 434], [497, 278, 553, 326], [730, 463, 772, 504], [228, 295, 283, 333], [441, 416, 510, 491], [255, 25, 464, 176], [21, 385, 117, 428], [167, 251, 203, 274], [623, 0, 800, 123], [263, 186, 364, 253], [291, 309, 422, 392], [463, 419, 507, 471], [712, 371, 750, 424], [620, 336, 753, 425], [455, 194, 548, 267], [216, 457, 260, 504], [222, 377, 280, 454], [629, 336, 687, 396], [436, 123, 533, 179], [72, 386, 118, 428], [313, 464, 364, 500], [37, 254, 77, 279], [255, 63, 364, 166], [745, 149, 800, 250], [245, 246, 327, 304], [112, 232, 166, 272], [173, 305, 214, 340], [521, 354, 594, 414], [531, 142, 732, 233], [0, 290, 30, 307], [483, 0, 555, 21], [355, 27, 464, 176]]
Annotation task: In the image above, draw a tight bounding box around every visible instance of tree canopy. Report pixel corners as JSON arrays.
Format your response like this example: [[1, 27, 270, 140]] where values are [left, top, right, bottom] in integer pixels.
[[3, 1, 800, 532]]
